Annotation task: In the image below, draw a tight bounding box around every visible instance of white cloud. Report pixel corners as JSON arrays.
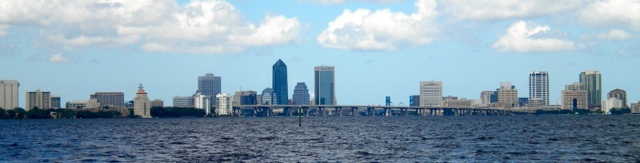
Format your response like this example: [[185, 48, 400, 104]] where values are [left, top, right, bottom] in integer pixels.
[[492, 21, 577, 53], [317, 0, 438, 51], [49, 53, 74, 63], [578, 0, 640, 30], [439, 0, 584, 20], [595, 29, 633, 40], [0, 0, 301, 54]]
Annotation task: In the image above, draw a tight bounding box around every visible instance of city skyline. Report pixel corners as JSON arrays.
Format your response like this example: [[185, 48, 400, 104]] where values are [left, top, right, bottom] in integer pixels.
[[0, 0, 639, 107]]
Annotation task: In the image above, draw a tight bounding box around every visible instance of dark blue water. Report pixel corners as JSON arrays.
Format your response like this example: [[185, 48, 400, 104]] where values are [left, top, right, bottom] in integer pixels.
[[1, 116, 640, 162]]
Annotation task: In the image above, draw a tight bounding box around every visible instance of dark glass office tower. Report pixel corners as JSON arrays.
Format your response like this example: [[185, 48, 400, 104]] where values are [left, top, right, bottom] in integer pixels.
[[314, 66, 335, 105], [198, 73, 221, 104], [272, 59, 288, 105], [292, 82, 310, 105]]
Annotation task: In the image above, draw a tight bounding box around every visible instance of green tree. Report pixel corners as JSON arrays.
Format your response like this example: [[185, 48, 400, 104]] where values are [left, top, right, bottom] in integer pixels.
[[0, 107, 6, 119], [13, 107, 26, 119], [26, 106, 52, 119]]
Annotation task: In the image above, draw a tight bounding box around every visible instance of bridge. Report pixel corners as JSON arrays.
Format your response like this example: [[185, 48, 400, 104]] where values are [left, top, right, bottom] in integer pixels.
[[220, 105, 535, 117]]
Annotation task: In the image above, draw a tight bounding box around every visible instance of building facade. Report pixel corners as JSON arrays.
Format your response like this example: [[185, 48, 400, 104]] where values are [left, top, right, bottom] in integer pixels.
[[580, 70, 601, 109], [631, 101, 640, 114], [133, 84, 152, 118], [292, 82, 310, 105], [443, 98, 472, 108], [607, 89, 627, 108], [601, 98, 622, 114], [260, 87, 276, 105], [198, 73, 221, 104], [409, 95, 420, 106], [25, 89, 51, 110], [419, 81, 442, 107], [50, 95, 61, 109], [173, 96, 194, 107], [151, 99, 164, 107], [561, 82, 588, 110], [529, 71, 549, 106], [216, 93, 232, 116], [480, 91, 494, 105], [194, 93, 211, 115], [272, 59, 288, 105], [314, 66, 336, 105], [497, 82, 518, 108], [0, 80, 19, 110], [233, 91, 257, 106], [90, 92, 125, 108]]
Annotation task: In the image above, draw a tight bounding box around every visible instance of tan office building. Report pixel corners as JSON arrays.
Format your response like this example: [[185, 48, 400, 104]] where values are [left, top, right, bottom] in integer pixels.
[[561, 82, 588, 110], [0, 80, 19, 110]]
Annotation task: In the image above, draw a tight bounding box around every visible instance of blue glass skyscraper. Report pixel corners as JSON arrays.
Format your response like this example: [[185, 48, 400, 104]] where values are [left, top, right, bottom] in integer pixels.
[[272, 59, 288, 105]]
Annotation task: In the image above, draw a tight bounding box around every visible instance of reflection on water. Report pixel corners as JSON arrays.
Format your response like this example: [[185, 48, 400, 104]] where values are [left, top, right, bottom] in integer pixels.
[[1, 116, 639, 162]]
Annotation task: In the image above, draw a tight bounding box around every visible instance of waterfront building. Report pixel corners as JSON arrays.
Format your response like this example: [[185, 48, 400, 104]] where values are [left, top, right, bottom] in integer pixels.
[[260, 87, 276, 105], [173, 96, 194, 107], [50, 95, 61, 109], [518, 97, 529, 107], [580, 70, 601, 109], [273, 59, 288, 105], [314, 66, 336, 105], [497, 82, 518, 108], [233, 91, 257, 106], [90, 92, 125, 108], [631, 101, 640, 114], [607, 89, 627, 108], [480, 91, 494, 105], [194, 93, 211, 115], [529, 71, 549, 106], [561, 82, 588, 110], [292, 82, 310, 105], [65, 100, 87, 109], [443, 98, 472, 108], [198, 73, 221, 104], [601, 98, 622, 114], [420, 81, 442, 107], [86, 98, 101, 109], [216, 93, 232, 116], [151, 99, 164, 107], [0, 80, 19, 110], [410, 95, 420, 106], [25, 89, 51, 110], [133, 84, 151, 118]]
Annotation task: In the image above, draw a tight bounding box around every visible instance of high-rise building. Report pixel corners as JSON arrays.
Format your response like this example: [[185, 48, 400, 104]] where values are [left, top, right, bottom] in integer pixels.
[[90, 92, 125, 108], [601, 98, 622, 114], [292, 82, 310, 105], [173, 96, 194, 107], [497, 82, 518, 108], [273, 59, 288, 105], [409, 95, 420, 106], [529, 71, 549, 106], [25, 89, 51, 110], [198, 73, 221, 104], [260, 87, 276, 105], [580, 70, 601, 108], [631, 101, 640, 114], [216, 93, 232, 116], [194, 93, 211, 115], [314, 66, 336, 105], [133, 84, 151, 118], [232, 91, 257, 106], [480, 91, 494, 105], [0, 80, 19, 110], [607, 89, 627, 108], [561, 82, 587, 110], [50, 95, 61, 109], [419, 81, 442, 107]]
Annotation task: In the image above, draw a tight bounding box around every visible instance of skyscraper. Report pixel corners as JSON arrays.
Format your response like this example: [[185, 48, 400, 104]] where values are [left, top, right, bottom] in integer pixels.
[[607, 89, 627, 108], [529, 71, 549, 106], [292, 82, 310, 105], [314, 66, 335, 105], [216, 93, 232, 116], [419, 81, 442, 107], [561, 82, 587, 110], [260, 87, 276, 105], [580, 70, 601, 108], [0, 80, 19, 110], [272, 59, 288, 105], [198, 73, 221, 104], [25, 89, 51, 110]]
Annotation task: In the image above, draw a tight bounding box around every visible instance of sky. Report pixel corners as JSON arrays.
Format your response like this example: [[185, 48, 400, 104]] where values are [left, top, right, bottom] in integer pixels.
[[0, 0, 639, 107]]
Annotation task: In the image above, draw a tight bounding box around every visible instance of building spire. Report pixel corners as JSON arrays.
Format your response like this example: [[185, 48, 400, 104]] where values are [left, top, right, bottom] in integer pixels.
[[137, 84, 147, 94]]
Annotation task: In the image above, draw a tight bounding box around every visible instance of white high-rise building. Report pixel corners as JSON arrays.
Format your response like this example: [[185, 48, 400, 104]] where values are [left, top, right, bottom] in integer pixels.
[[420, 81, 442, 107], [133, 84, 152, 118], [601, 98, 622, 114], [194, 93, 210, 115], [25, 89, 51, 110], [529, 71, 549, 106], [0, 80, 19, 110], [216, 93, 232, 116]]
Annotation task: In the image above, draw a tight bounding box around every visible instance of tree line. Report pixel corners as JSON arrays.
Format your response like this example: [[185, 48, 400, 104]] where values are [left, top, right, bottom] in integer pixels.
[[0, 107, 125, 119], [535, 108, 632, 115]]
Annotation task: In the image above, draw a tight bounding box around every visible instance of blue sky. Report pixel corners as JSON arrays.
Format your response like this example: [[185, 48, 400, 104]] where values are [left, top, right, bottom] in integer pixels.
[[0, 0, 639, 107]]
